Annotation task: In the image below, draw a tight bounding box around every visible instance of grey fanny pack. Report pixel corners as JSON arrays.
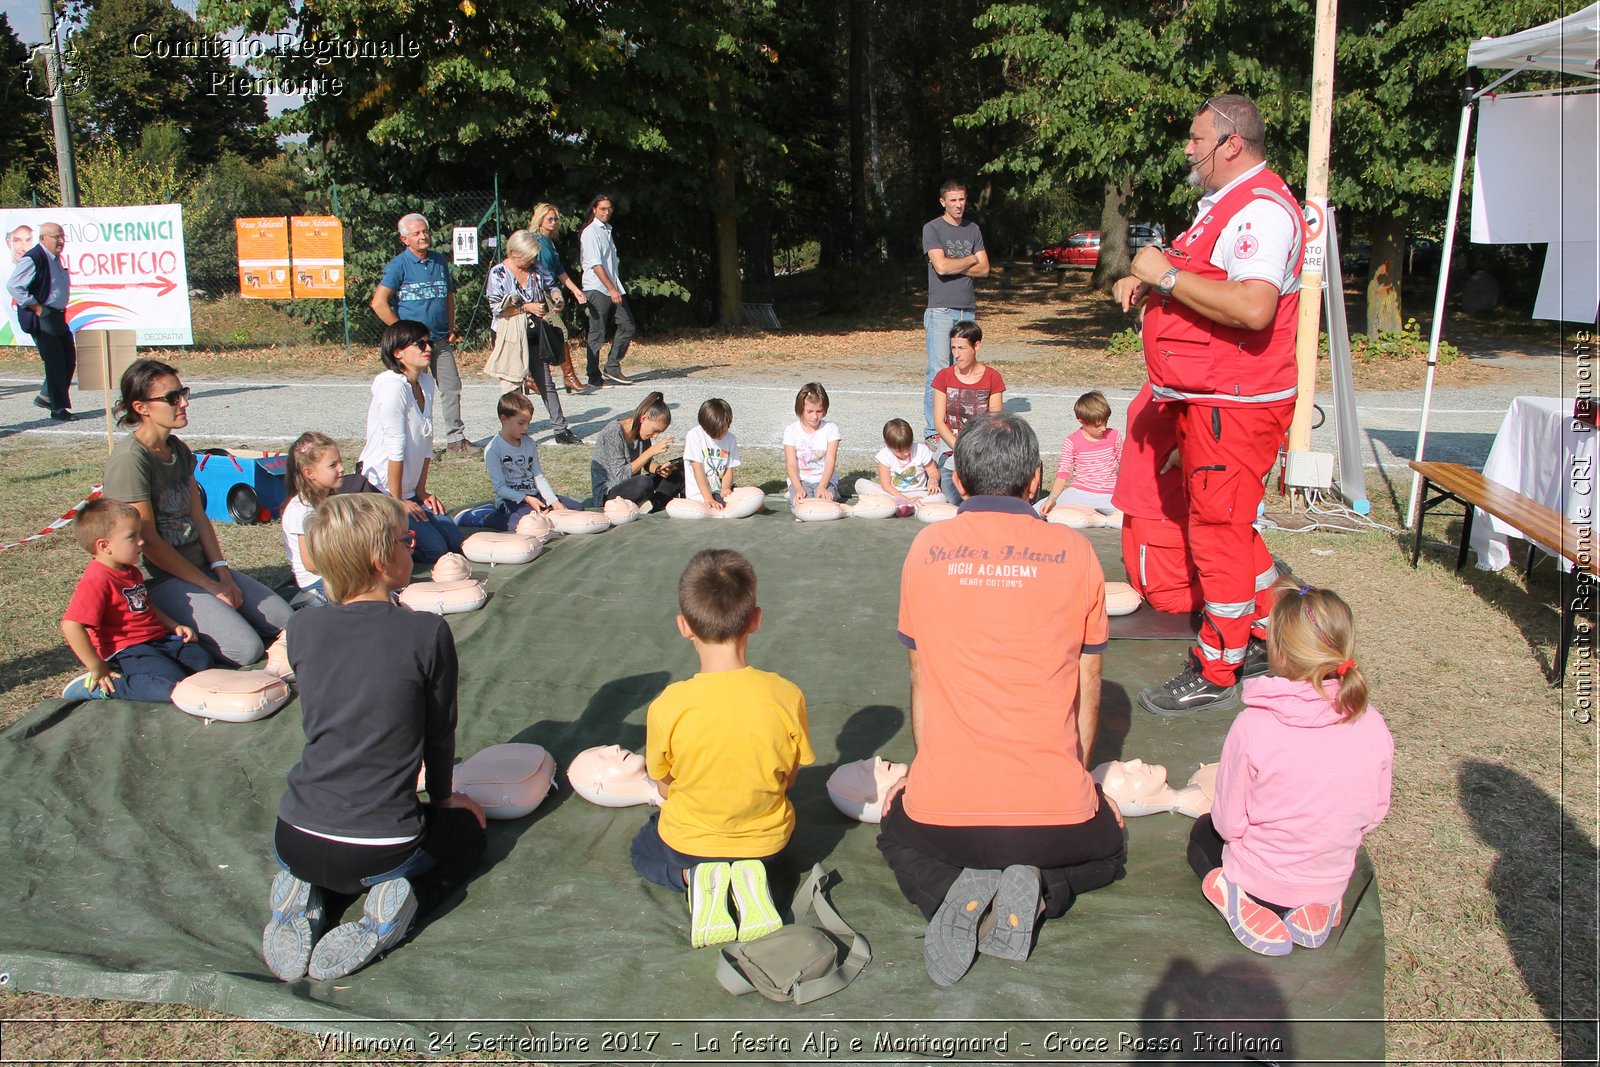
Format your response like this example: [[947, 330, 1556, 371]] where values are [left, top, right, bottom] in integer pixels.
[[715, 865, 870, 1005]]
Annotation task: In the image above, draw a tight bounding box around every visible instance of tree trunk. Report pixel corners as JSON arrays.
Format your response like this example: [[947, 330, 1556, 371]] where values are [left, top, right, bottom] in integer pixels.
[[1091, 175, 1131, 291], [712, 139, 741, 327], [1365, 213, 1404, 334], [848, 0, 867, 264]]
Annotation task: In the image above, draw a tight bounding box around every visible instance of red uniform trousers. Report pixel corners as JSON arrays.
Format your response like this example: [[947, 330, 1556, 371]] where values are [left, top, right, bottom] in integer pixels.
[[1121, 514, 1203, 615], [1173, 400, 1293, 686]]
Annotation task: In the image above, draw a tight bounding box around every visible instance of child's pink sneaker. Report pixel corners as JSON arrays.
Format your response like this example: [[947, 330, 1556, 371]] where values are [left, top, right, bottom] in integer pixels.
[[1201, 869, 1292, 957], [1284, 899, 1343, 949]]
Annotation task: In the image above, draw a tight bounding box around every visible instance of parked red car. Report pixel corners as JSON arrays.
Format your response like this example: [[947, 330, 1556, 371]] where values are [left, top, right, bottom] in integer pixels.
[[1033, 223, 1166, 270], [1034, 231, 1101, 269]]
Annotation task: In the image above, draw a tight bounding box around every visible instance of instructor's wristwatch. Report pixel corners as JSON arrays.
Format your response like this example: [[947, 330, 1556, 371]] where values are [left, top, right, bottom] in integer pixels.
[[1155, 267, 1180, 295]]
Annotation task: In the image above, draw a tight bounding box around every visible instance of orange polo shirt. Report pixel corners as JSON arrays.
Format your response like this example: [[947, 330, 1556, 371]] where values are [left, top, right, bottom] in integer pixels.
[[897, 496, 1107, 827]]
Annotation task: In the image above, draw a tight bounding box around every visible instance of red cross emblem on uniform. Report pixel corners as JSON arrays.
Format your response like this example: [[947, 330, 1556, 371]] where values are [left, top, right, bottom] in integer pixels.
[[1233, 233, 1259, 259]]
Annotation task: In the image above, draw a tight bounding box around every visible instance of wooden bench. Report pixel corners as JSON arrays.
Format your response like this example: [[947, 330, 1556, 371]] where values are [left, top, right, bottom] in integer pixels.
[[1409, 460, 1597, 676]]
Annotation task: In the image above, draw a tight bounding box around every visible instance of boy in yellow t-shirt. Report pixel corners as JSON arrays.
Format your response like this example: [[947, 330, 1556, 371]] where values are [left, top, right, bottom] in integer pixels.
[[630, 548, 815, 948]]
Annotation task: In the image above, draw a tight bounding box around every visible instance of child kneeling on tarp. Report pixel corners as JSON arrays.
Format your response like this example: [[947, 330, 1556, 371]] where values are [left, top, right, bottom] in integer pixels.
[[630, 548, 815, 948], [262, 493, 487, 983]]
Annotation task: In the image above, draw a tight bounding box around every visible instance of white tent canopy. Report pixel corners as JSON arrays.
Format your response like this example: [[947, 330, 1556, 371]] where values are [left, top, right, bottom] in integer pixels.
[[1467, 3, 1600, 76], [1405, 4, 1600, 526]]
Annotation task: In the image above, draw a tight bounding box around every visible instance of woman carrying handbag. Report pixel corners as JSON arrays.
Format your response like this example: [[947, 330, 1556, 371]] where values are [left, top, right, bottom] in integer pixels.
[[483, 230, 583, 445]]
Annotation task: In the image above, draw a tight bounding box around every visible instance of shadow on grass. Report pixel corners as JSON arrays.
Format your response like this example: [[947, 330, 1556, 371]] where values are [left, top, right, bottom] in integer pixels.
[[1137, 957, 1299, 1064], [1459, 760, 1599, 1062]]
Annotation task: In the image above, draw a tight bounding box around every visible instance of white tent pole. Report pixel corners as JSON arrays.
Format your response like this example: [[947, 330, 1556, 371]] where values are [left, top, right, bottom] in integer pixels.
[[1406, 99, 1477, 528]]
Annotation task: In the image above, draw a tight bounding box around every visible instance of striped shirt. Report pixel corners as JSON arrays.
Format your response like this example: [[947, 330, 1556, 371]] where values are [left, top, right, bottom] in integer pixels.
[[1054, 428, 1122, 494]]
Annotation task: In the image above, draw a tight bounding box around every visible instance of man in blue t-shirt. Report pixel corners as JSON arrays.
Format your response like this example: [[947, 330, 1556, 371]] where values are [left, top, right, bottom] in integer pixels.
[[371, 213, 468, 452]]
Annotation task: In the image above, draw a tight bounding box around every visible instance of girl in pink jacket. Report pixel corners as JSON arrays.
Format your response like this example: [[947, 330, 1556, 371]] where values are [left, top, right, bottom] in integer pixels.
[[1188, 580, 1393, 956]]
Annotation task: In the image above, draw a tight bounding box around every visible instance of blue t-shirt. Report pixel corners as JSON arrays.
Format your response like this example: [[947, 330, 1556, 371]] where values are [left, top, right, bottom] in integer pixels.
[[379, 250, 454, 339], [534, 234, 565, 291]]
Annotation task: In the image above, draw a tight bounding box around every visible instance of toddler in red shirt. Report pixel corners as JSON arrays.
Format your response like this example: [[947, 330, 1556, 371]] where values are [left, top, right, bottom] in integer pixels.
[[60, 499, 212, 702]]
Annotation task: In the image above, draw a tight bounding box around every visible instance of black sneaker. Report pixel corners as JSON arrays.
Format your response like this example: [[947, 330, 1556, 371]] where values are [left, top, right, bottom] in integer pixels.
[[50, 408, 74, 421], [1138, 656, 1241, 716], [602, 367, 634, 385], [33, 394, 51, 410], [1240, 635, 1269, 679], [552, 430, 583, 446]]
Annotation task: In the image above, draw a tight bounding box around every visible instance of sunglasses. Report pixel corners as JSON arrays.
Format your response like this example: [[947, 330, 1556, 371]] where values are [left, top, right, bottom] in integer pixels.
[[395, 529, 418, 550], [410, 338, 434, 351], [144, 387, 191, 406]]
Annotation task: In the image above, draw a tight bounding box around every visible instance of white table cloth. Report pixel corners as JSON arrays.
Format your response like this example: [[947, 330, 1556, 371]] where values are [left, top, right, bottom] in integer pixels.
[[1468, 395, 1598, 571]]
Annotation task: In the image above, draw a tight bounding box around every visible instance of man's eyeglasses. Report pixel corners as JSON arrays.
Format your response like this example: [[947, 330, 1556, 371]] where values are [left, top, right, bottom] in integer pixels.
[[144, 387, 191, 406]]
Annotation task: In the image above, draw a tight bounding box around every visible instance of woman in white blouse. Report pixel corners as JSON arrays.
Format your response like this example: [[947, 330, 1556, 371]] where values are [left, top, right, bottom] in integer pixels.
[[357, 320, 468, 563]]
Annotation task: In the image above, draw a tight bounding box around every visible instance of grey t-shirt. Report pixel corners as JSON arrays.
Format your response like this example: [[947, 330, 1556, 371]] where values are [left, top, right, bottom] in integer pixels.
[[103, 434, 205, 581], [923, 216, 985, 309]]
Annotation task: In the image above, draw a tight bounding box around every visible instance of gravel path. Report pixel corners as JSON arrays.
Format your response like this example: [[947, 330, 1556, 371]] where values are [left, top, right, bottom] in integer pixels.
[[0, 349, 1569, 491]]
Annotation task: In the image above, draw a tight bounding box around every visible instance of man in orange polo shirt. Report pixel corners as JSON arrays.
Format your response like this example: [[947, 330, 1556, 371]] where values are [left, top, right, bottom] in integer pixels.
[[878, 413, 1127, 987]]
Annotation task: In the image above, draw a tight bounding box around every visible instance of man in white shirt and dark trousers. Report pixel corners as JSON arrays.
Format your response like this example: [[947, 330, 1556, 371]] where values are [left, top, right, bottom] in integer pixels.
[[6, 222, 75, 421], [580, 194, 635, 387]]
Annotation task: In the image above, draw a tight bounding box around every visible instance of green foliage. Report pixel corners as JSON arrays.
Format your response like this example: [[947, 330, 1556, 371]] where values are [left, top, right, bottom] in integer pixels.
[[1105, 327, 1143, 358], [1328, 319, 1461, 365], [0, 14, 53, 191], [68, 0, 270, 164]]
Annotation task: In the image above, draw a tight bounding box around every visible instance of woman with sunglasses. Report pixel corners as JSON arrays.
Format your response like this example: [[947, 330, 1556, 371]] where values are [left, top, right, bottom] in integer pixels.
[[357, 320, 468, 563], [102, 359, 292, 667]]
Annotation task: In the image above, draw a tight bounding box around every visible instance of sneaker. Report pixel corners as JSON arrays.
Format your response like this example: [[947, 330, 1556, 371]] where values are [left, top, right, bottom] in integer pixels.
[[307, 877, 418, 981], [33, 394, 51, 410], [444, 439, 477, 455], [728, 859, 783, 942], [1240, 635, 1270, 680], [688, 862, 737, 948], [924, 867, 1001, 986], [262, 871, 326, 981], [61, 673, 111, 701], [1138, 655, 1241, 716], [602, 367, 634, 385], [1284, 899, 1343, 949], [50, 408, 74, 421], [637, 500, 655, 516], [1201, 869, 1292, 956], [552, 430, 583, 446], [975, 865, 1041, 961]]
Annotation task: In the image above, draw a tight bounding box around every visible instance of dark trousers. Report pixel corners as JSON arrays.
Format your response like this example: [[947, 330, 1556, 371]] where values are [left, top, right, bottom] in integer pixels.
[[605, 467, 685, 512], [629, 810, 780, 891], [30, 310, 76, 412], [584, 290, 635, 380], [1186, 814, 1291, 915], [107, 637, 213, 701], [275, 807, 486, 922], [877, 789, 1127, 921]]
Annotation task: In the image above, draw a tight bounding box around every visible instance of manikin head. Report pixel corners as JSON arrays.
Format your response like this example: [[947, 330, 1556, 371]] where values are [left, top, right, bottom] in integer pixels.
[[1094, 758, 1171, 799], [826, 757, 910, 823], [567, 745, 664, 807]]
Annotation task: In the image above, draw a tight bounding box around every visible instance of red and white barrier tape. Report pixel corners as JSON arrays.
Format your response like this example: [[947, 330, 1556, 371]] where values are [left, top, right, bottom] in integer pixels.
[[0, 485, 104, 552]]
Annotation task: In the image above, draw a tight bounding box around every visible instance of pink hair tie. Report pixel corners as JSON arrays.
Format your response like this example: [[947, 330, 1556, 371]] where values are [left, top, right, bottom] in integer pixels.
[[1334, 659, 1355, 677]]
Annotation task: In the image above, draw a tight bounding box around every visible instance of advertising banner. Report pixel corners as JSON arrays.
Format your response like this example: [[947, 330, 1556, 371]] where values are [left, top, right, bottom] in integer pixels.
[[1, 205, 193, 347], [289, 215, 346, 298], [235, 216, 292, 299]]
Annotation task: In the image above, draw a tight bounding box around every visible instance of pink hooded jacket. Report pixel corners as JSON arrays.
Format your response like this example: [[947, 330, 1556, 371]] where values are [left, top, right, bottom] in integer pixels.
[[1213, 675, 1394, 906]]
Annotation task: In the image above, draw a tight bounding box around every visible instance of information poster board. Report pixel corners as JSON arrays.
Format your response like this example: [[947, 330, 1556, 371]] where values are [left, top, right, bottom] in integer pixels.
[[289, 216, 346, 298], [235, 217, 292, 299], [0, 205, 193, 347]]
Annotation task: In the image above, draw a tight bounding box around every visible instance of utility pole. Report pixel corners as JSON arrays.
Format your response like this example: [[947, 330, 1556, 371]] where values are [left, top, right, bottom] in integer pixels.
[[37, 0, 78, 206]]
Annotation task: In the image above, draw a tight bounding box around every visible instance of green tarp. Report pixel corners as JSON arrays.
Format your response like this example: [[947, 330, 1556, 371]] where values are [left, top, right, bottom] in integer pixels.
[[0, 517, 1384, 1063]]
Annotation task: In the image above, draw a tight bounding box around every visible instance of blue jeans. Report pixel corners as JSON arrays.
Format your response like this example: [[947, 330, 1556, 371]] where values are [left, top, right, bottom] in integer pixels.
[[72, 636, 213, 702], [408, 505, 467, 564], [629, 812, 780, 890], [923, 306, 975, 439]]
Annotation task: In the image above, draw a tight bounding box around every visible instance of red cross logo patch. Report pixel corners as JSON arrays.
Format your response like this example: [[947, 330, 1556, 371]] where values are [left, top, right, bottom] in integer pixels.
[[1233, 233, 1259, 259]]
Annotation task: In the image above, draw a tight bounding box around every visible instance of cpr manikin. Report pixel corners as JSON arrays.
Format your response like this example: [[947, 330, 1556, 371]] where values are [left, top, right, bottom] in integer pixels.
[[603, 498, 642, 525], [1044, 503, 1124, 529], [567, 744, 665, 807], [664, 485, 766, 520], [826, 756, 909, 823], [515, 510, 557, 541], [1105, 581, 1144, 616], [914, 499, 957, 523], [1092, 758, 1216, 817], [396, 553, 488, 614]]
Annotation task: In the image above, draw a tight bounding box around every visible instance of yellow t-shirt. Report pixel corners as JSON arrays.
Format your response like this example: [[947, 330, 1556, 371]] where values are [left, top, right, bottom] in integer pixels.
[[646, 666, 814, 858]]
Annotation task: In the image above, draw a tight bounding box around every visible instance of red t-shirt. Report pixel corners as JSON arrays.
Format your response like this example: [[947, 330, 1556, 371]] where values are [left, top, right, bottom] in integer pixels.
[[932, 365, 1006, 440], [63, 560, 170, 659], [897, 496, 1107, 827]]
